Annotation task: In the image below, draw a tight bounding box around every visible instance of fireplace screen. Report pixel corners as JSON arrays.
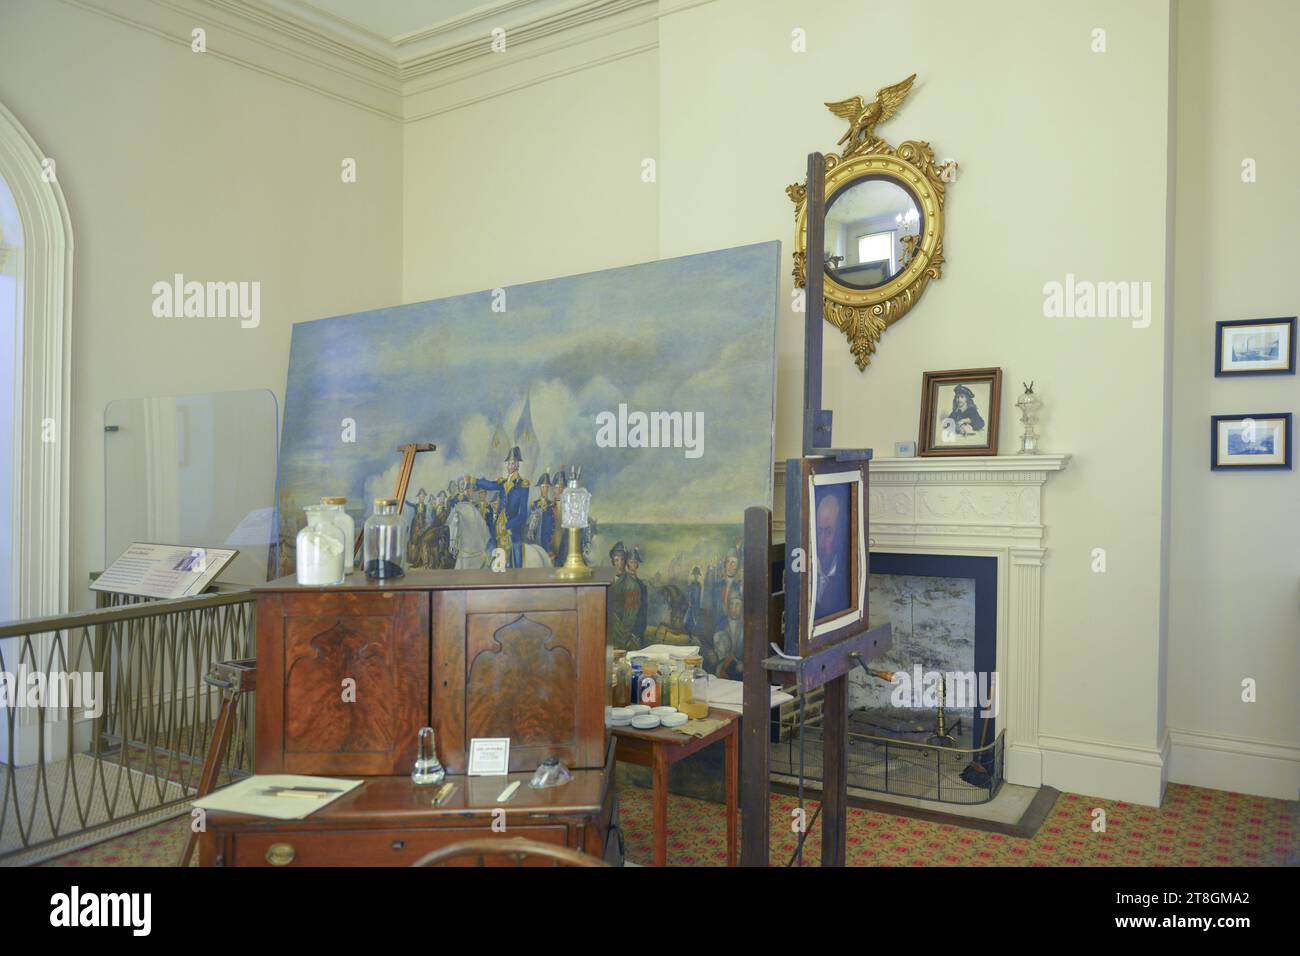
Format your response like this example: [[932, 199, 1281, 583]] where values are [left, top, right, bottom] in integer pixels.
[[770, 685, 1005, 804]]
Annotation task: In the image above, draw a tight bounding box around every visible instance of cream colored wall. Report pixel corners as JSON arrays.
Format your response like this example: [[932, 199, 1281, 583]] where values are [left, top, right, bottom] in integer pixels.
[[1167, 0, 1300, 799], [402, 47, 659, 302], [655, 0, 1176, 802], [0, 0, 403, 609]]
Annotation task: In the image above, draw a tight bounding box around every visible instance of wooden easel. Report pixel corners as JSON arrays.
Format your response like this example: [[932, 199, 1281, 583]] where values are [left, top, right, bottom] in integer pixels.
[[740, 151, 893, 867], [178, 658, 256, 867], [354, 442, 436, 560]]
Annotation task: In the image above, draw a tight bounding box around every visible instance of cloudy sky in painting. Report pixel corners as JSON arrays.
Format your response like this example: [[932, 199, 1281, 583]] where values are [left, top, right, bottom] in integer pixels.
[[278, 242, 779, 532]]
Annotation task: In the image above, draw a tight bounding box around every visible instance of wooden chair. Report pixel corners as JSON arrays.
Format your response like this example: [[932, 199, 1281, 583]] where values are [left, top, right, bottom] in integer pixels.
[[411, 837, 609, 868]]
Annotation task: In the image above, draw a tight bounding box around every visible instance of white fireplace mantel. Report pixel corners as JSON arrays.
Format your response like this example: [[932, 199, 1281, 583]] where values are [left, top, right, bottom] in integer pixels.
[[774, 453, 1071, 790]]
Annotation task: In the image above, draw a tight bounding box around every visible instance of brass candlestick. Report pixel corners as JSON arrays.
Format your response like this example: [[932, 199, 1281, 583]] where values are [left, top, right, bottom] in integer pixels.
[[556, 526, 592, 579]]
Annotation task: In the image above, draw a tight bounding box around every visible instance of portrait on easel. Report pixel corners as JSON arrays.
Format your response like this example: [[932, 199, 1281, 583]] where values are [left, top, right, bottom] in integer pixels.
[[784, 456, 870, 656]]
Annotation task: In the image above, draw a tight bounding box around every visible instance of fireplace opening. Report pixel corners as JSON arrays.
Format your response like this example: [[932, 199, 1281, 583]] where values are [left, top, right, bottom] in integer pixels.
[[771, 552, 1005, 804]]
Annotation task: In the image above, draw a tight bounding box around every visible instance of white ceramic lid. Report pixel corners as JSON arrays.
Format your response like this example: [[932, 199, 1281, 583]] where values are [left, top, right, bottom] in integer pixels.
[[630, 714, 661, 730], [650, 706, 677, 716], [660, 712, 688, 728]]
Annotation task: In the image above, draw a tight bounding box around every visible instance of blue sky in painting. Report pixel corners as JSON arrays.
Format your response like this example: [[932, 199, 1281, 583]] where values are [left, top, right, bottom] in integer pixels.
[[278, 242, 779, 533]]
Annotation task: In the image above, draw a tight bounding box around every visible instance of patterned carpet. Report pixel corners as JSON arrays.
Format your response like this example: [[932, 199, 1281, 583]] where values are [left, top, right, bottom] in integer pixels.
[[37, 781, 1296, 867]]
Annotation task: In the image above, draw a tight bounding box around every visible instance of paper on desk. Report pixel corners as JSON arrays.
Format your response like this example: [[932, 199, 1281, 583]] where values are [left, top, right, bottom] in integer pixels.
[[191, 774, 363, 820], [706, 677, 793, 713]]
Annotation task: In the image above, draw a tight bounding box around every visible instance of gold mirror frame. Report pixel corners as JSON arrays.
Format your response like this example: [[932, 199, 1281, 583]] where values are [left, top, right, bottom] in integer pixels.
[[787, 76, 955, 370]]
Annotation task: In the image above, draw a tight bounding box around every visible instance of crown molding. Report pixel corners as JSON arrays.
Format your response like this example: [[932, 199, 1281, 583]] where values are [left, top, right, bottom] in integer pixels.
[[55, 0, 669, 121]]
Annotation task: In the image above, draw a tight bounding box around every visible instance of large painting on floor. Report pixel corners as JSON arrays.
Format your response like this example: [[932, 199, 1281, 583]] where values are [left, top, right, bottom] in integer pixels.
[[277, 241, 779, 679]]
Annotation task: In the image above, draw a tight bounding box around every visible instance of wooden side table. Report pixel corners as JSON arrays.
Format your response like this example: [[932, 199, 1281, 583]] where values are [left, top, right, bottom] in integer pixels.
[[611, 708, 740, 867]]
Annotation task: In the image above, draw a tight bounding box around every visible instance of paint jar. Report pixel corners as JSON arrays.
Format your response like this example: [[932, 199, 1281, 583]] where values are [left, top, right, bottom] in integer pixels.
[[682, 655, 709, 719], [612, 650, 631, 707], [363, 497, 406, 580], [639, 663, 662, 707], [320, 497, 355, 571], [296, 505, 346, 586]]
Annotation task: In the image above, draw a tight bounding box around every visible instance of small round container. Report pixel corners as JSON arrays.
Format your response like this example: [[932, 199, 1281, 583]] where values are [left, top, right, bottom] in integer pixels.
[[608, 716, 633, 728], [660, 712, 689, 729], [630, 714, 661, 730], [627, 704, 651, 715], [610, 707, 634, 721], [650, 706, 677, 717]]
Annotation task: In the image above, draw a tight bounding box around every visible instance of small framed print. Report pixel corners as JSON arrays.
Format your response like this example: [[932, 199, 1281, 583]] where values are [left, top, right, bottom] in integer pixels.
[[1210, 413, 1292, 471], [918, 368, 1002, 456], [1215, 317, 1295, 376], [467, 737, 511, 776]]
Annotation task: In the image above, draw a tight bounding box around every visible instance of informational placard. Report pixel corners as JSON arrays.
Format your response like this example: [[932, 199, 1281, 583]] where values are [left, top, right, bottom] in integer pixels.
[[91, 542, 238, 600], [467, 737, 511, 776]]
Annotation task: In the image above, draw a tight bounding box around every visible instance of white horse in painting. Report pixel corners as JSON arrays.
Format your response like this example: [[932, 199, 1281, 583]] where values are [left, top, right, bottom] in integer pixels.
[[447, 501, 551, 570]]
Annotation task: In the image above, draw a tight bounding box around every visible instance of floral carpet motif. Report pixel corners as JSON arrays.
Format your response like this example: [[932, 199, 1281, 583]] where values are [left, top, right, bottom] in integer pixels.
[[39, 782, 1296, 867]]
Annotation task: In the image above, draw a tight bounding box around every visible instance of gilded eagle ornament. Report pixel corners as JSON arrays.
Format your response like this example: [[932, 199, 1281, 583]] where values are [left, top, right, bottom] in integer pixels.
[[825, 74, 916, 155]]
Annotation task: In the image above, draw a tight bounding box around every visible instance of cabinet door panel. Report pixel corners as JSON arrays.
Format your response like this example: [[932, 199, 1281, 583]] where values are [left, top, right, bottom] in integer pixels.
[[266, 592, 428, 775], [465, 610, 579, 772]]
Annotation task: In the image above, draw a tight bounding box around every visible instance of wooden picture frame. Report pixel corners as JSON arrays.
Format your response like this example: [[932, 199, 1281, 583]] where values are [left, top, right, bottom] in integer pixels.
[[1210, 413, 1293, 471], [918, 367, 1002, 457], [783, 456, 869, 656], [1215, 317, 1296, 376]]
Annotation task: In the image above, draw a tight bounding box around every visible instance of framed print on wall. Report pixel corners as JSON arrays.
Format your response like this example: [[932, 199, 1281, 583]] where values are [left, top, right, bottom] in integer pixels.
[[1210, 413, 1292, 471], [783, 456, 870, 656], [918, 367, 1002, 456], [1215, 317, 1296, 376]]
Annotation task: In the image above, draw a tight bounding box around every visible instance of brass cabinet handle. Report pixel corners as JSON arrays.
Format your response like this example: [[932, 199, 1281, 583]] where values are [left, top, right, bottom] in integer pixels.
[[265, 842, 296, 866]]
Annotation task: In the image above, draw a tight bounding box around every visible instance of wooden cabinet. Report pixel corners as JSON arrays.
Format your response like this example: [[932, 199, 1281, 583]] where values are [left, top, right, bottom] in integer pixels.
[[214, 568, 618, 867], [257, 570, 611, 777]]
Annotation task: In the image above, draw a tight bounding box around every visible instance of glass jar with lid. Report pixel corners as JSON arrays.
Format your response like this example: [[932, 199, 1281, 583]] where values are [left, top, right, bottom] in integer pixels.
[[682, 655, 709, 719], [612, 650, 631, 707], [639, 662, 661, 707], [320, 496, 355, 572], [363, 497, 406, 580], [296, 505, 346, 586]]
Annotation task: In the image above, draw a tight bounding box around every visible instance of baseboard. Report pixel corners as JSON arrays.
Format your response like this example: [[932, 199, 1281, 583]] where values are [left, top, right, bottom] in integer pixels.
[[1167, 728, 1300, 801], [1038, 733, 1168, 806]]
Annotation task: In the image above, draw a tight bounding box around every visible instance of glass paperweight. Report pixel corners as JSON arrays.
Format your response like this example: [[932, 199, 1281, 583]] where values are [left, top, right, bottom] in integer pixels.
[[529, 756, 572, 790], [411, 727, 445, 786]]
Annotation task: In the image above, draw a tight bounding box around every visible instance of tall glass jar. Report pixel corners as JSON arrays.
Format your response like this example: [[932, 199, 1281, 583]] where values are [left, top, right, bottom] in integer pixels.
[[363, 497, 406, 580], [320, 496, 355, 572], [612, 651, 631, 707], [683, 655, 709, 719], [296, 505, 346, 586], [639, 663, 661, 707]]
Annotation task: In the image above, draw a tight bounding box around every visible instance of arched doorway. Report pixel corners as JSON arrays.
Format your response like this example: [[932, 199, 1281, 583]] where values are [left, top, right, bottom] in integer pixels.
[[0, 101, 73, 618]]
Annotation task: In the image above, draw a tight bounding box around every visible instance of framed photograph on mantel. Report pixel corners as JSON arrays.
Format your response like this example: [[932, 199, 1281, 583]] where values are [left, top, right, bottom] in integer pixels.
[[918, 367, 1002, 456], [1215, 317, 1296, 376], [1210, 413, 1292, 471]]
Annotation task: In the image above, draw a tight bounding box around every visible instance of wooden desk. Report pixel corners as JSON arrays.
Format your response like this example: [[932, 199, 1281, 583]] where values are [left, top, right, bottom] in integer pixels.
[[611, 708, 739, 867], [200, 742, 620, 866]]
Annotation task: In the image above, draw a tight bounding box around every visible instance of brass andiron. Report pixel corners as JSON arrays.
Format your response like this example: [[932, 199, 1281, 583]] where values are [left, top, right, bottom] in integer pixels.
[[926, 675, 958, 747]]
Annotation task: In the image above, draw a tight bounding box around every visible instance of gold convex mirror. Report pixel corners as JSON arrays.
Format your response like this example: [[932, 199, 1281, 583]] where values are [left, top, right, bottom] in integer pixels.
[[788, 74, 956, 370]]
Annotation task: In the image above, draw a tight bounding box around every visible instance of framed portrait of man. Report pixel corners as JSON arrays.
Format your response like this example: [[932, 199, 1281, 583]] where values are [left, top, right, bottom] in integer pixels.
[[918, 367, 1002, 456], [783, 456, 870, 656]]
